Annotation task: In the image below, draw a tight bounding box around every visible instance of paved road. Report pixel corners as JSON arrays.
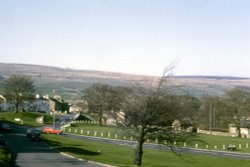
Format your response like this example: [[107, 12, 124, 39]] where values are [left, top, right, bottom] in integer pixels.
[[4, 127, 110, 167], [63, 133, 250, 160]]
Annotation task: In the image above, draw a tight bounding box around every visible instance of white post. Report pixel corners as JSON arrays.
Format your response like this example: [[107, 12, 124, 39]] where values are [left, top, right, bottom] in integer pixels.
[[155, 138, 158, 144]]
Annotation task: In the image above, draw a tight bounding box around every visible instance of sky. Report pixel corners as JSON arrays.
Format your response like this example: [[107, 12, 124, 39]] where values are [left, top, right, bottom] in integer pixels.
[[1, 0, 250, 77]]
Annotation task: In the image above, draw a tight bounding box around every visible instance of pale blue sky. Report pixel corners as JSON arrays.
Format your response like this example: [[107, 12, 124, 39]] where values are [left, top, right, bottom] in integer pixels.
[[1, 0, 250, 77]]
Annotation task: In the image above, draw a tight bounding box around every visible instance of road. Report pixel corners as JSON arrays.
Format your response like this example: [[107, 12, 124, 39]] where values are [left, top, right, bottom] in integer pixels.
[[63, 133, 250, 160], [4, 126, 111, 167]]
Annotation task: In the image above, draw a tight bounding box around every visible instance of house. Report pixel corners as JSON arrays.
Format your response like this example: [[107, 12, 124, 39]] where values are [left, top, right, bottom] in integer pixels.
[[2, 95, 70, 114], [49, 97, 70, 113]]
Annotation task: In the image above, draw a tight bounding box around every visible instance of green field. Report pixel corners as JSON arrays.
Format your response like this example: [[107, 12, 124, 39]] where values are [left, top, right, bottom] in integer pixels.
[[43, 134, 250, 167], [0, 112, 54, 126], [65, 123, 250, 152]]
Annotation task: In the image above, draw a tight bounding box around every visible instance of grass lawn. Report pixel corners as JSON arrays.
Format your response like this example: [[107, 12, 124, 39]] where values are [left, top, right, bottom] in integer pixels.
[[0, 112, 54, 126], [65, 123, 250, 152], [0, 146, 12, 167], [43, 134, 250, 167], [66, 123, 133, 138]]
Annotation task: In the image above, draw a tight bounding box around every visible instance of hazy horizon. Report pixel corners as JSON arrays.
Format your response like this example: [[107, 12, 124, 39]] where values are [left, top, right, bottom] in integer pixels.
[[1, 62, 250, 79]]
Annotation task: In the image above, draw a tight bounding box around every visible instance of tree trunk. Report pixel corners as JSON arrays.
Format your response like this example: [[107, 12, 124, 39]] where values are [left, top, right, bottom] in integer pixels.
[[14, 99, 19, 113], [134, 129, 145, 166], [99, 110, 103, 126], [237, 126, 241, 138]]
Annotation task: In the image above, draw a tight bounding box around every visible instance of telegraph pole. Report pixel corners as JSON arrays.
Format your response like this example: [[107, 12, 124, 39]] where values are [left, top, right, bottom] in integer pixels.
[[209, 103, 212, 134]]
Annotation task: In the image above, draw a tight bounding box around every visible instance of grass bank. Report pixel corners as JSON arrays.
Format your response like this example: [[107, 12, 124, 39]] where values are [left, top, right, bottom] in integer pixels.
[[43, 134, 250, 167], [0, 146, 12, 167], [0, 112, 54, 126]]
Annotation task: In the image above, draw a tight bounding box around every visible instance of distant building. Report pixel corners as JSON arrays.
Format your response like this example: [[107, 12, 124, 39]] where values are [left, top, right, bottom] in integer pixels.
[[1, 95, 70, 114]]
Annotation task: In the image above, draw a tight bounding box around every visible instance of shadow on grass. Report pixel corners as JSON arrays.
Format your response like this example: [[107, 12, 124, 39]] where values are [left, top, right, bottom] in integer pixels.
[[56, 146, 100, 156], [42, 138, 100, 156]]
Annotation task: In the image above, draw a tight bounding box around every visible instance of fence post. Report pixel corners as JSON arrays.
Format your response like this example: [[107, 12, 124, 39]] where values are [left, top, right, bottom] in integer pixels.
[[155, 138, 158, 144]]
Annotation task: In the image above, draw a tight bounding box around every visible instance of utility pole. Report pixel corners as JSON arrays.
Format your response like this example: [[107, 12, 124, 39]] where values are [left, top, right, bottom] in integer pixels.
[[209, 103, 212, 134], [213, 107, 216, 128], [53, 109, 55, 129]]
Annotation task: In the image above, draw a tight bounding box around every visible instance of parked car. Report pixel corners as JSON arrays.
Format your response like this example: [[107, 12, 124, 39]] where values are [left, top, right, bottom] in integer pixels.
[[43, 127, 63, 134], [0, 123, 12, 132], [0, 134, 6, 146]]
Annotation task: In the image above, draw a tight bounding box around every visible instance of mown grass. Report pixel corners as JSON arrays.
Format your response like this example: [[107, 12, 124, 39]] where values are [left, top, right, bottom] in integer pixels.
[[65, 123, 250, 153], [43, 134, 250, 167], [0, 112, 54, 126]]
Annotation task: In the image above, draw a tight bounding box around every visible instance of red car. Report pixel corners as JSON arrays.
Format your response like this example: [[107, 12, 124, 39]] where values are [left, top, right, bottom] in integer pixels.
[[43, 127, 63, 134]]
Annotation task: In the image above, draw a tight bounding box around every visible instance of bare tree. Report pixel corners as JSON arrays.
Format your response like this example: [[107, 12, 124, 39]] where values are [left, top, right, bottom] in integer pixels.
[[225, 88, 250, 137], [198, 96, 230, 130], [82, 83, 126, 125], [122, 66, 194, 166], [3, 75, 36, 113]]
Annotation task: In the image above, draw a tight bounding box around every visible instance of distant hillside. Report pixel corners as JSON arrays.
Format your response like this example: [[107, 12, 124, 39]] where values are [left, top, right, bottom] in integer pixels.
[[0, 63, 250, 100]]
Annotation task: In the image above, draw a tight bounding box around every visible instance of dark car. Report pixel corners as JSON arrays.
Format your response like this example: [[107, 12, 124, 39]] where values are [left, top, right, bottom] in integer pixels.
[[26, 128, 41, 141], [0, 134, 6, 146], [26, 128, 34, 137], [0, 123, 12, 132], [31, 130, 41, 141]]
